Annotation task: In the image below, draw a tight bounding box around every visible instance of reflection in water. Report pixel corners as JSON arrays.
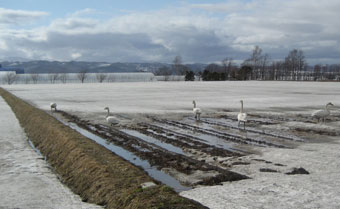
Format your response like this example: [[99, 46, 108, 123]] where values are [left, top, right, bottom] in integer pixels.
[[68, 123, 191, 192], [121, 129, 186, 155]]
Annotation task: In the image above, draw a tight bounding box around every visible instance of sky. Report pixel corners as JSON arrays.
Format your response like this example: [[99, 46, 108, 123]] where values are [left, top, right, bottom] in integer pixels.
[[0, 0, 340, 64]]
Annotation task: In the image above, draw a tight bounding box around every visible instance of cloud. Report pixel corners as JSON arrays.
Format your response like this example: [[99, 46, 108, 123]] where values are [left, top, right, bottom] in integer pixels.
[[71, 52, 82, 59], [1, 30, 169, 62], [190, 1, 245, 13], [70, 8, 97, 17], [50, 17, 100, 31], [0, 8, 48, 25], [0, 1, 340, 64]]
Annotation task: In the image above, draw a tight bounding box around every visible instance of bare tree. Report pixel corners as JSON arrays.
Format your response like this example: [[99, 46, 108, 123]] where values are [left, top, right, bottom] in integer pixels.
[[3, 72, 17, 85], [96, 73, 108, 83], [284, 49, 306, 80], [24, 75, 31, 84], [77, 70, 88, 83], [260, 53, 269, 80], [329, 64, 340, 81], [107, 74, 116, 82], [30, 73, 40, 84], [271, 61, 285, 80], [173, 55, 185, 75], [48, 73, 59, 83], [297, 50, 306, 80], [155, 66, 172, 81], [197, 71, 202, 81], [313, 64, 321, 81], [222, 57, 233, 80], [243, 46, 263, 80], [59, 73, 68, 83], [321, 65, 330, 80]]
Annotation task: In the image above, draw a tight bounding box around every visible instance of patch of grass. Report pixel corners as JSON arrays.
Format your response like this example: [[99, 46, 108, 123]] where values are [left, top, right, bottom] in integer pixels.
[[0, 88, 207, 209]]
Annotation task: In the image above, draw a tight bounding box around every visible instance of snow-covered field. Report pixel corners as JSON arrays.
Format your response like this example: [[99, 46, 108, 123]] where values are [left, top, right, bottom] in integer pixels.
[[3, 81, 340, 114], [2, 81, 340, 209]]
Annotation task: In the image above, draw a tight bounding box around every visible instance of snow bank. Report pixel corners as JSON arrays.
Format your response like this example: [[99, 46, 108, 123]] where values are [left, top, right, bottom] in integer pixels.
[[0, 96, 102, 209]]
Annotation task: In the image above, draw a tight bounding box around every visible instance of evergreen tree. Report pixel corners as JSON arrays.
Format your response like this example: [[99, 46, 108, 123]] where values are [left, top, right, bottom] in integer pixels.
[[185, 71, 195, 81]]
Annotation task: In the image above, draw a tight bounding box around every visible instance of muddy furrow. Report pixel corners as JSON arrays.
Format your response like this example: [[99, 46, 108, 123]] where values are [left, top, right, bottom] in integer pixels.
[[219, 115, 279, 125], [246, 113, 316, 124], [132, 123, 243, 158], [59, 111, 249, 186], [148, 123, 253, 155], [293, 127, 340, 136], [244, 114, 339, 136], [151, 118, 289, 148], [198, 118, 304, 142]]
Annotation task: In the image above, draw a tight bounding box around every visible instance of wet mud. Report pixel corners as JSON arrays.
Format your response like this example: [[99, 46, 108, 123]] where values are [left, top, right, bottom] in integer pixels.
[[285, 167, 310, 175], [57, 109, 336, 189], [59, 111, 249, 187]]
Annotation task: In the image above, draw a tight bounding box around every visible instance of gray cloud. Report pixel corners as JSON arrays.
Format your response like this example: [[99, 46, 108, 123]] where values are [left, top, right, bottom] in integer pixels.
[[2, 31, 170, 62], [0, 8, 48, 25], [50, 18, 99, 30], [1, 1, 340, 64]]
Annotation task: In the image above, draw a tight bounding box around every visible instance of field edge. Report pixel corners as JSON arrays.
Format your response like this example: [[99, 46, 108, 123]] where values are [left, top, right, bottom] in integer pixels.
[[0, 87, 208, 209]]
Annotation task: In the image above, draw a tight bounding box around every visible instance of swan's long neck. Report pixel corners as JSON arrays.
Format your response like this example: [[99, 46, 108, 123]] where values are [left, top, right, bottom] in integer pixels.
[[325, 104, 331, 111], [106, 108, 110, 117], [193, 101, 196, 108], [240, 101, 244, 113]]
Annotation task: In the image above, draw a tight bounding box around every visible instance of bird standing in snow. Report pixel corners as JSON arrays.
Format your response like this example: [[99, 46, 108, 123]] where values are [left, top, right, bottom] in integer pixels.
[[312, 102, 334, 123], [104, 107, 119, 126], [237, 100, 247, 129], [192, 100, 202, 121], [50, 102, 57, 112]]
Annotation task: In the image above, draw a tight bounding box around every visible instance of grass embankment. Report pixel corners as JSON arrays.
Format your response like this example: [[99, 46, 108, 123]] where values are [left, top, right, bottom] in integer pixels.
[[0, 88, 207, 209]]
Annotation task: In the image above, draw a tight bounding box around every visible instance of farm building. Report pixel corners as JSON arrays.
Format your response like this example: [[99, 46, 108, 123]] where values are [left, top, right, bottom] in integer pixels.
[[0, 64, 25, 74]]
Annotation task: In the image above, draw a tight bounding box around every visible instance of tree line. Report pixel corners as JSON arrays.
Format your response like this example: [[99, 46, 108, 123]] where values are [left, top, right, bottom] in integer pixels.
[[157, 47, 340, 81]]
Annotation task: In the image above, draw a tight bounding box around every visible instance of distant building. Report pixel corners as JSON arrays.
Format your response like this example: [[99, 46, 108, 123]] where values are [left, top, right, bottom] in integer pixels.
[[0, 64, 24, 74]]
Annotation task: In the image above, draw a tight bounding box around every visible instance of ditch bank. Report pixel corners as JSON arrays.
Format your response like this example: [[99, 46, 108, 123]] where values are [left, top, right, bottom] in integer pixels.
[[0, 88, 208, 209]]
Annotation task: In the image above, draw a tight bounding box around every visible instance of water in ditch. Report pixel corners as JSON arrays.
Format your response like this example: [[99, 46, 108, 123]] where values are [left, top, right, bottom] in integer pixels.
[[67, 122, 191, 192], [121, 129, 187, 155]]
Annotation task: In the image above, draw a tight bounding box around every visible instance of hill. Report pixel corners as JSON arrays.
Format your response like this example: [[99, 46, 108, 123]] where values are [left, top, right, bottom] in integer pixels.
[[0, 60, 206, 74]]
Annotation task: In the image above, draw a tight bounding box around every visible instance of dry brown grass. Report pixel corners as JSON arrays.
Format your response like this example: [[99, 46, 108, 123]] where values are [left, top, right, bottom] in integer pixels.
[[0, 88, 207, 209]]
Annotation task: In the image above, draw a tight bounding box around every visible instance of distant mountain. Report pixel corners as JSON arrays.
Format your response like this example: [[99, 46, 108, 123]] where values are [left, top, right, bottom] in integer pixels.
[[0, 60, 207, 74], [0, 57, 32, 62]]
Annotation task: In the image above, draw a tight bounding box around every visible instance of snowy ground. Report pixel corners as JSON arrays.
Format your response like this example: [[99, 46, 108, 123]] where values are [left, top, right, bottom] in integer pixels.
[[2, 81, 340, 209], [3, 81, 340, 115], [181, 139, 340, 209], [0, 97, 102, 209]]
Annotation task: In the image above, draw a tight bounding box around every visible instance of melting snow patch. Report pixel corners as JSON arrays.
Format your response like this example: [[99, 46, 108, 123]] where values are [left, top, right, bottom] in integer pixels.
[[141, 182, 157, 189]]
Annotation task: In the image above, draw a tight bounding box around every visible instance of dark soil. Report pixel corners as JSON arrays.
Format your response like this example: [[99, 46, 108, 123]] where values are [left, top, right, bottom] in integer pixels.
[[133, 122, 239, 158], [199, 118, 302, 142], [232, 162, 251, 165], [285, 167, 310, 175], [274, 163, 286, 167], [259, 168, 279, 173], [151, 117, 288, 148], [59, 110, 249, 186]]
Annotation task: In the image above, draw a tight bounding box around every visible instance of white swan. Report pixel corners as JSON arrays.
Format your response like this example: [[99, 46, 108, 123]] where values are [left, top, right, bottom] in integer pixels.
[[312, 102, 334, 122], [104, 107, 119, 126], [192, 100, 202, 121], [237, 100, 247, 129], [50, 102, 57, 112]]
